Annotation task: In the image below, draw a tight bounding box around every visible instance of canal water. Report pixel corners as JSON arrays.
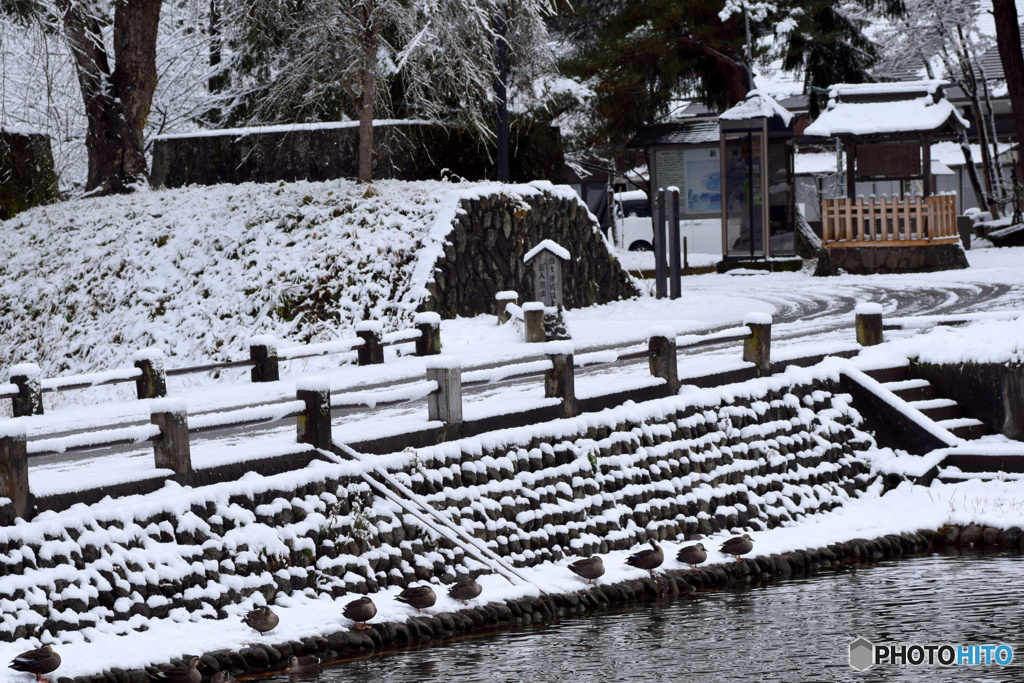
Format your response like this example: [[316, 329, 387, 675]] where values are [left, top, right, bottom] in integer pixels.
[[270, 551, 1023, 682]]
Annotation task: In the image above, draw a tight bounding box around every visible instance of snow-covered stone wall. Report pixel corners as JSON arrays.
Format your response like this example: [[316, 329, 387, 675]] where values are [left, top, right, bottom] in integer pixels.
[[0, 375, 874, 648]]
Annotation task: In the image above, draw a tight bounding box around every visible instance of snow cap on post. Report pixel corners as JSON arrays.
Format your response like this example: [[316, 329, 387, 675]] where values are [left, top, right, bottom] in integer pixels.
[[249, 335, 279, 352], [295, 376, 331, 393], [8, 363, 40, 380], [413, 312, 441, 325], [743, 312, 773, 326], [544, 341, 574, 356], [425, 355, 461, 371], [523, 239, 570, 264], [649, 325, 677, 340], [355, 320, 384, 333], [855, 302, 884, 316], [149, 397, 187, 417], [522, 301, 546, 312]]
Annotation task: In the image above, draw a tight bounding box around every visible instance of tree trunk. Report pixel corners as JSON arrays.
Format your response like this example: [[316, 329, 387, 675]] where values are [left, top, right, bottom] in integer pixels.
[[992, 0, 1024, 179], [357, 63, 376, 184], [56, 0, 162, 194]]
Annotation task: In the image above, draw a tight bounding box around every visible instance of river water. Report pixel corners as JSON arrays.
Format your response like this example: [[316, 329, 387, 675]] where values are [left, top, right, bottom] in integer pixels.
[[268, 550, 1023, 682]]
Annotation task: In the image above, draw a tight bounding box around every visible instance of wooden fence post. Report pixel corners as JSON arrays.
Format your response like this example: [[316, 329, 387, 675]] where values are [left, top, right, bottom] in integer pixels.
[[743, 313, 772, 376], [855, 303, 884, 346], [545, 342, 578, 418], [414, 312, 442, 356], [356, 321, 384, 365], [524, 302, 546, 343], [150, 398, 192, 483], [648, 328, 680, 394], [0, 421, 29, 523], [249, 336, 280, 382], [10, 363, 43, 417], [134, 349, 168, 399], [496, 291, 519, 324], [296, 377, 333, 449], [426, 357, 462, 425]]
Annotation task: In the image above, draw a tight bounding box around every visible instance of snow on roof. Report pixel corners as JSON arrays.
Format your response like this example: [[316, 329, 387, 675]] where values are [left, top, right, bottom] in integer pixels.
[[719, 90, 794, 126], [524, 239, 570, 262], [152, 119, 433, 141], [803, 96, 968, 137], [827, 80, 949, 100]]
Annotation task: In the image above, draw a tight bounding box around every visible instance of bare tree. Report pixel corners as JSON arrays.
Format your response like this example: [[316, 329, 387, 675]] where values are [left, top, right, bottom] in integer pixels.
[[992, 0, 1024, 180], [2, 0, 216, 193]]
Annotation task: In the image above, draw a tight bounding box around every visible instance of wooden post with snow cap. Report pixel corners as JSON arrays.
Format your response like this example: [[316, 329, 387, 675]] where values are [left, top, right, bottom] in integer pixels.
[[425, 356, 462, 425], [150, 398, 192, 483], [743, 313, 772, 376], [855, 303, 884, 346], [495, 291, 518, 324], [296, 377, 333, 449], [545, 341, 578, 418], [0, 420, 30, 523], [249, 336, 280, 383], [134, 348, 168, 399], [648, 327, 680, 394], [523, 302, 546, 343], [355, 321, 384, 365], [9, 363, 43, 417], [414, 312, 442, 356]]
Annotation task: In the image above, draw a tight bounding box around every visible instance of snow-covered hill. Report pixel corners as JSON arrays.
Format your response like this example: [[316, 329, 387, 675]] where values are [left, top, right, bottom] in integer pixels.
[[0, 179, 563, 376]]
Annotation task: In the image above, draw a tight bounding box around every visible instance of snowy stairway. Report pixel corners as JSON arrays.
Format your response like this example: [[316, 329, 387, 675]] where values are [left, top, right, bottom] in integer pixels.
[[864, 366, 989, 440]]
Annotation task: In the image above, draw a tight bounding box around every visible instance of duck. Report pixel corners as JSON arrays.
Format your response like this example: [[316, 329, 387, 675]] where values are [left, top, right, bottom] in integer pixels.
[[567, 555, 605, 585], [676, 542, 708, 569], [210, 672, 236, 683], [146, 656, 201, 683], [720, 534, 754, 562], [626, 539, 664, 576], [286, 656, 321, 675], [241, 605, 279, 634], [396, 585, 437, 612], [447, 577, 482, 605], [342, 596, 377, 630], [9, 645, 61, 682]]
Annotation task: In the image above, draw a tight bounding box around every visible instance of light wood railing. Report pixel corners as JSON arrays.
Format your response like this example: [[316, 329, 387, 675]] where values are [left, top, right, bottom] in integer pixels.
[[822, 194, 959, 246]]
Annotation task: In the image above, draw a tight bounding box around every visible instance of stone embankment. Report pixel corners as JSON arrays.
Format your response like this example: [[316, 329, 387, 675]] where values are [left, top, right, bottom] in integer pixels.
[[3, 371, 1008, 682]]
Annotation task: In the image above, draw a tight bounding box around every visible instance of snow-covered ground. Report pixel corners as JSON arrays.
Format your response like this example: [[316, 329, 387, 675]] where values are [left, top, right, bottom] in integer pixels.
[[4, 228, 1024, 680]]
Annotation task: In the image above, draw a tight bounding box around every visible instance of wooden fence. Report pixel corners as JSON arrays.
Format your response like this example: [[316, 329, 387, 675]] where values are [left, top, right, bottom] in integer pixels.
[[0, 319, 772, 523], [822, 194, 958, 246]]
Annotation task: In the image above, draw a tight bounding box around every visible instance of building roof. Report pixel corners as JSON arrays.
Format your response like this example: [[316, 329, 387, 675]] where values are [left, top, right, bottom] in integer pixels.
[[803, 80, 968, 138], [719, 90, 795, 125], [626, 119, 720, 148]]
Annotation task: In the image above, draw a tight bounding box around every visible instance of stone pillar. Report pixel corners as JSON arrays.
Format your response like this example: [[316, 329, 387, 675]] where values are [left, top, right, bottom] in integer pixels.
[[150, 398, 192, 483], [545, 342, 578, 418], [0, 422, 29, 523], [249, 336, 280, 383], [134, 349, 168, 399], [414, 312, 442, 356], [495, 291, 518, 324], [426, 357, 463, 425], [10, 363, 43, 417], [296, 377, 333, 449], [648, 328, 680, 394], [855, 303, 884, 346], [355, 321, 384, 366], [957, 215, 972, 250], [743, 313, 772, 376], [524, 302, 546, 343]]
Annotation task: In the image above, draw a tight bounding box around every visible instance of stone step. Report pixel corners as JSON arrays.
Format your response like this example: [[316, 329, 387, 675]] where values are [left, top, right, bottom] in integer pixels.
[[881, 378, 934, 402], [936, 416, 988, 440], [908, 397, 960, 422], [863, 365, 911, 384]]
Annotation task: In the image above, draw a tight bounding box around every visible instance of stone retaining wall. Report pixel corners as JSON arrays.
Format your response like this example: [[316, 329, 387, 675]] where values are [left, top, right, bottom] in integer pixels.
[[813, 243, 969, 276], [0, 376, 872, 648], [424, 190, 638, 316]]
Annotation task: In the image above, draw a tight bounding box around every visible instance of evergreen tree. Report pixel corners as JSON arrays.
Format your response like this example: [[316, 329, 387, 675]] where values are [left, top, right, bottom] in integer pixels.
[[560, 0, 904, 149]]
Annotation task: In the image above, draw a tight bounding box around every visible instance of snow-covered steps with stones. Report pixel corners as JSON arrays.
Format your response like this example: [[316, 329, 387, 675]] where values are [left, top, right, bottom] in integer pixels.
[[864, 366, 990, 440]]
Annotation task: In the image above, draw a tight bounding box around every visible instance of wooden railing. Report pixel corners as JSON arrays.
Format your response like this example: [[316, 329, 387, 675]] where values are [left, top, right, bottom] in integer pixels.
[[822, 194, 958, 247]]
